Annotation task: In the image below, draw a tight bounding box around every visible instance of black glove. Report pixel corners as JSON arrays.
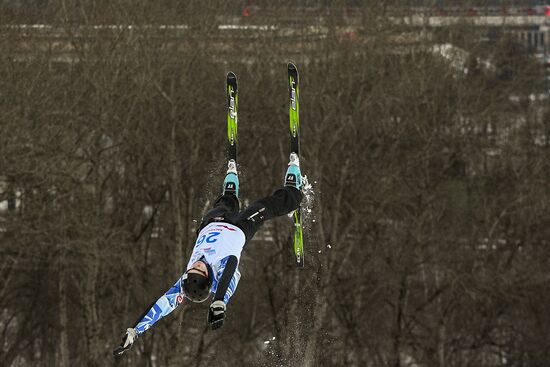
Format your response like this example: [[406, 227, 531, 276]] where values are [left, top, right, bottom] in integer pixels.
[[113, 328, 138, 356], [208, 300, 226, 330]]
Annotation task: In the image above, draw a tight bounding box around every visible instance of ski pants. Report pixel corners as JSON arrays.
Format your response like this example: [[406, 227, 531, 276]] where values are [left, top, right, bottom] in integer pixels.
[[198, 186, 302, 242]]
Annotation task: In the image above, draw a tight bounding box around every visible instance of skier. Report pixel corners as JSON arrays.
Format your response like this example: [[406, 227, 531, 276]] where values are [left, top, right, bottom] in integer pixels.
[[113, 154, 302, 356]]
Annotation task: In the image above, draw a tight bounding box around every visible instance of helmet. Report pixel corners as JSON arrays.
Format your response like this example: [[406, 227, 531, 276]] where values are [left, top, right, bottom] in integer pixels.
[[181, 271, 211, 303]]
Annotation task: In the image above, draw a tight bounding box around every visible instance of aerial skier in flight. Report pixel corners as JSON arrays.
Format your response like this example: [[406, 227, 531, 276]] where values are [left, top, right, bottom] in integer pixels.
[[114, 66, 304, 356]]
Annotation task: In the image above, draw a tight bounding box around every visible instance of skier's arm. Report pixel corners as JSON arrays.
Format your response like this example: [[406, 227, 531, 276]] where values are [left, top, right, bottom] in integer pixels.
[[208, 256, 240, 330], [212, 255, 240, 304], [113, 278, 185, 356], [132, 277, 185, 335]]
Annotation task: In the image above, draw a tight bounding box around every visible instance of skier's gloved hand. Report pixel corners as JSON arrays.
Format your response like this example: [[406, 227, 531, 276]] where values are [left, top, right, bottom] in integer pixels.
[[113, 328, 138, 356], [208, 300, 226, 330]]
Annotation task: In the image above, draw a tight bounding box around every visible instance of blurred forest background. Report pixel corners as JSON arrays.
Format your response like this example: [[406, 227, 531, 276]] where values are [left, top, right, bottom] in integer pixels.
[[1, 0, 549, 366]]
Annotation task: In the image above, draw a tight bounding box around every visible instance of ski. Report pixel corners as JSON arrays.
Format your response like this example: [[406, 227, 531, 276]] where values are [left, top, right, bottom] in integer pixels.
[[227, 72, 238, 162], [288, 62, 304, 268]]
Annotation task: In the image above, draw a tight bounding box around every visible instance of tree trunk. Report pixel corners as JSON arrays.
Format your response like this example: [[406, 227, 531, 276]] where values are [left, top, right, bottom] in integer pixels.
[[168, 78, 187, 366], [58, 246, 70, 367], [83, 252, 100, 366]]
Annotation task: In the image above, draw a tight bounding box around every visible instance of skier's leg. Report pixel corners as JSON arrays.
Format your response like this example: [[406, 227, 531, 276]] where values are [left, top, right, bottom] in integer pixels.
[[198, 161, 240, 230], [236, 153, 303, 241], [236, 186, 302, 241], [200, 194, 240, 225], [223, 159, 239, 197], [284, 152, 302, 190]]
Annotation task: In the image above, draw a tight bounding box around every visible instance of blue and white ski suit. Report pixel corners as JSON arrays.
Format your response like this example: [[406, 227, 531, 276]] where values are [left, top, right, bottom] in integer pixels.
[[134, 222, 245, 334], [131, 186, 302, 335]]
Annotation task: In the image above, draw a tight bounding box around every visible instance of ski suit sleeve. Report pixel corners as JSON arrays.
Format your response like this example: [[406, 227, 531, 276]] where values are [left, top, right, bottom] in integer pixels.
[[211, 255, 240, 304], [132, 277, 185, 335]]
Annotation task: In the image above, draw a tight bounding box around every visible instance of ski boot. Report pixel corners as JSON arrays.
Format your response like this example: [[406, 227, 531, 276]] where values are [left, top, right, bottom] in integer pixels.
[[223, 159, 239, 197], [285, 153, 302, 190]]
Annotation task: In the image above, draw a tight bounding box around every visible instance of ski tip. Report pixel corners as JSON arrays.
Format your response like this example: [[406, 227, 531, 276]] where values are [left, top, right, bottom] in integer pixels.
[[287, 62, 299, 82], [227, 72, 237, 92], [227, 71, 237, 81]]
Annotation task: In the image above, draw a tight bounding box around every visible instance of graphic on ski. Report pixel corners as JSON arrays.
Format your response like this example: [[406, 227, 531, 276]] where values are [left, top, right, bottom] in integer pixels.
[[227, 72, 238, 162], [288, 62, 304, 268]]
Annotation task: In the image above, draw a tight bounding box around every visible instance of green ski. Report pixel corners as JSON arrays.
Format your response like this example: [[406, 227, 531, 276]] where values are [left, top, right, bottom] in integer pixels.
[[288, 62, 304, 268], [227, 72, 238, 162]]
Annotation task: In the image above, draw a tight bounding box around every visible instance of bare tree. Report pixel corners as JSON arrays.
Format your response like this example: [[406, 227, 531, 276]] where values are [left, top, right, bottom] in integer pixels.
[[1, 1, 549, 366]]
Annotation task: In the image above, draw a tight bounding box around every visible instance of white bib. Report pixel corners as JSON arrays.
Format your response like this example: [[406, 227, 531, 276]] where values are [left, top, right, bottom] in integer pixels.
[[186, 222, 246, 277]]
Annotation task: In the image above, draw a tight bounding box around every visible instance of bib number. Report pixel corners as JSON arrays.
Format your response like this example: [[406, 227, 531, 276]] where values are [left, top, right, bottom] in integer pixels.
[[196, 231, 221, 245]]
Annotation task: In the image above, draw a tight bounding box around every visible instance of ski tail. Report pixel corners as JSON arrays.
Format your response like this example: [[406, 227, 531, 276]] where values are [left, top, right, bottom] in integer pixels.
[[227, 72, 238, 162], [293, 209, 304, 267], [288, 62, 304, 268]]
